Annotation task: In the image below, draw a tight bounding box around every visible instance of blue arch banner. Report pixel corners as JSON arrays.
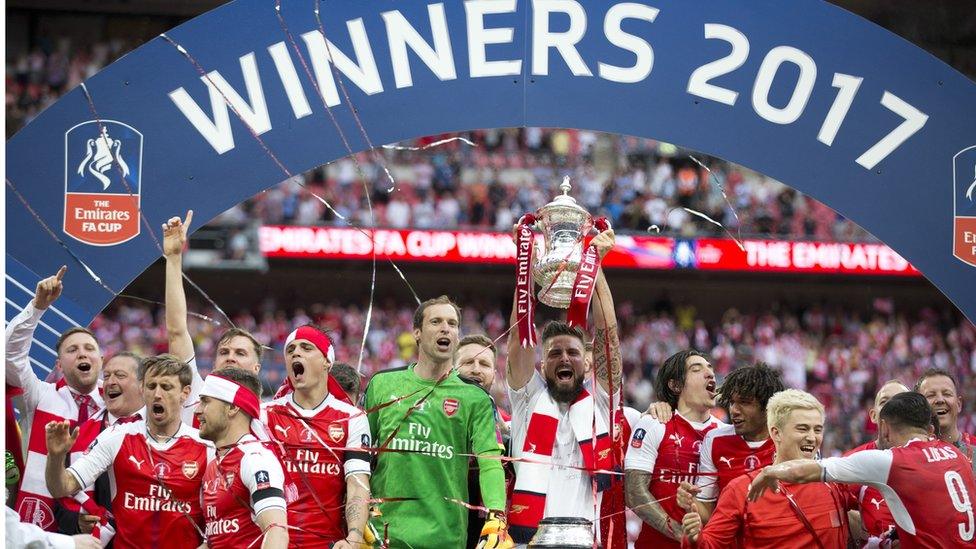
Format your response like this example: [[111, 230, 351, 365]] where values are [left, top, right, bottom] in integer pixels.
[[7, 0, 976, 352]]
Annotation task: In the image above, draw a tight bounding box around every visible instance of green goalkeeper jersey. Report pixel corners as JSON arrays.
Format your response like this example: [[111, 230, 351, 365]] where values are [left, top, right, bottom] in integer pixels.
[[364, 364, 505, 548]]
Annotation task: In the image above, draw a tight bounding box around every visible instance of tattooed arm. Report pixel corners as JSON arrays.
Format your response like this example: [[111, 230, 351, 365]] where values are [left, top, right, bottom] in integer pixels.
[[625, 470, 683, 541], [337, 473, 370, 547], [592, 267, 621, 396]]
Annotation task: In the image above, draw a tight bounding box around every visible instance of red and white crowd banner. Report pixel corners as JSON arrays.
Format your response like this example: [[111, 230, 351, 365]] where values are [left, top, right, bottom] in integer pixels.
[[258, 226, 920, 277]]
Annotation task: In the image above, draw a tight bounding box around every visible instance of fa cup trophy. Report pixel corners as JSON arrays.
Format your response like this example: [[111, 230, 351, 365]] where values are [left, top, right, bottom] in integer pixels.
[[531, 177, 595, 308], [514, 177, 608, 347]]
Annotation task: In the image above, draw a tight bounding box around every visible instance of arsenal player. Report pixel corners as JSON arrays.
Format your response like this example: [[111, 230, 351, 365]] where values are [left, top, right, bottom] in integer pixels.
[[842, 380, 908, 546], [749, 391, 976, 548], [625, 350, 722, 548], [163, 211, 261, 420], [45, 355, 211, 549], [195, 367, 288, 549], [915, 368, 975, 463], [262, 325, 371, 548], [682, 389, 852, 548], [676, 363, 785, 524]]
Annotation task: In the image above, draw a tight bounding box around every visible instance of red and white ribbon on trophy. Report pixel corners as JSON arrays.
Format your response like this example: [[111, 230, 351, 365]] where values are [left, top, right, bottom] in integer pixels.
[[515, 213, 538, 348], [567, 217, 610, 329]]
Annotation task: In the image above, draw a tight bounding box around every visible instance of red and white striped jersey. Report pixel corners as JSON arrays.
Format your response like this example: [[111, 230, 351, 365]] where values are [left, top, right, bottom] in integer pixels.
[[68, 421, 212, 549], [625, 413, 722, 548], [262, 393, 370, 546], [822, 438, 976, 548], [202, 435, 286, 549], [695, 424, 775, 502]]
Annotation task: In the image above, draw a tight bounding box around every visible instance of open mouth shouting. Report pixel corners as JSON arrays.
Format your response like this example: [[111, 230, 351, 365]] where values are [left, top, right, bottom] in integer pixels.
[[150, 403, 166, 421], [555, 365, 576, 383], [705, 380, 717, 399], [290, 360, 306, 382], [933, 405, 950, 420], [435, 337, 452, 353], [77, 361, 93, 374], [105, 385, 123, 404]]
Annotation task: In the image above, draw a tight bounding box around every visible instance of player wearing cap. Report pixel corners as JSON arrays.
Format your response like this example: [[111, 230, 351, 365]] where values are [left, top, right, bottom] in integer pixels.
[[44, 355, 211, 549], [262, 325, 371, 548], [196, 367, 288, 549]]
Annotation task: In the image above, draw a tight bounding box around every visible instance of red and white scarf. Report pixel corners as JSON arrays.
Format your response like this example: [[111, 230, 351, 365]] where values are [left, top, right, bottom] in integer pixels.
[[509, 387, 613, 540], [16, 382, 103, 531]]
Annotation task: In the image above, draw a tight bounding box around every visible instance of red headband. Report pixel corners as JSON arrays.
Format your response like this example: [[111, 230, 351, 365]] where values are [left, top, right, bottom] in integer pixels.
[[201, 373, 260, 419], [285, 326, 335, 363]]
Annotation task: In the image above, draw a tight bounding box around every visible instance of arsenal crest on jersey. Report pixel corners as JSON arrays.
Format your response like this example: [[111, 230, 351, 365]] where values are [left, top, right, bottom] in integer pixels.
[[328, 423, 344, 443], [953, 145, 976, 267], [63, 120, 142, 246], [443, 398, 459, 417], [182, 461, 199, 479]]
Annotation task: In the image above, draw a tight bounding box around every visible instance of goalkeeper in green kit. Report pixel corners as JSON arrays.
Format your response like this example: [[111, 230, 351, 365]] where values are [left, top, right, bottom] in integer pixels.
[[364, 296, 511, 548]]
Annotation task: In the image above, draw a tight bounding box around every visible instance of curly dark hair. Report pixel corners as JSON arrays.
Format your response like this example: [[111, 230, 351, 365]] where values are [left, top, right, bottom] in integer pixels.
[[716, 362, 786, 411]]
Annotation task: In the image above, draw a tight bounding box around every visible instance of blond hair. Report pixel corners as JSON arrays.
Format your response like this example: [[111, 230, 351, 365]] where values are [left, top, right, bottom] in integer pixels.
[[766, 389, 824, 430]]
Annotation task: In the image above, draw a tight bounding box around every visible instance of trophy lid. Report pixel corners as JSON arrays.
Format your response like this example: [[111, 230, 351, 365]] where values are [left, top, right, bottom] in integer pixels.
[[540, 176, 589, 216]]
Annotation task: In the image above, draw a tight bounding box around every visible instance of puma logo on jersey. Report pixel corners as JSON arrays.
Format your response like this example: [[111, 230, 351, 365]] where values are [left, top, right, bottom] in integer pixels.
[[526, 442, 537, 454], [128, 456, 145, 470], [869, 498, 883, 510], [718, 456, 733, 468], [669, 434, 684, 448], [275, 425, 293, 438]]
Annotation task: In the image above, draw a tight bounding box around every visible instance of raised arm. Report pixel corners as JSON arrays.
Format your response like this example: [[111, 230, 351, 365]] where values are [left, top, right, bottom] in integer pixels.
[[590, 229, 621, 395], [6, 267, 66, 409], [163, 211, 194, 363], [44, 421, 82, 498], [506, 292, 538, 391]]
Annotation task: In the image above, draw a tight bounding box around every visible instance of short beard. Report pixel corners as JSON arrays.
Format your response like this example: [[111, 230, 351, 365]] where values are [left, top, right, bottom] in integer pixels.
[[545, 374, 584, 404]]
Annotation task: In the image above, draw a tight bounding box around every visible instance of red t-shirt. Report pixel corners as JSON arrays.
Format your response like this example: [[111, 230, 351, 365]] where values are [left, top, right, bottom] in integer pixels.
[[842, 441, 896, 543], [625, 413, 722, 548], [263, 394, 371, 546], [68, 421, 210, 549], [684, 473, 851, 548], [695, 424, 775, 503], [202, 435, 287, 549], [823, 438, 976, 548]]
